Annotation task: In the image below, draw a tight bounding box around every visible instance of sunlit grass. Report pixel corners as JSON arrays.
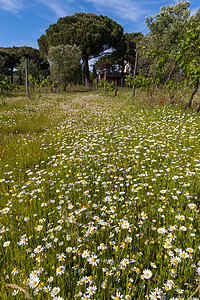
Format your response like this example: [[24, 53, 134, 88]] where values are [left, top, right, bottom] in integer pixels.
[[0, 90, 200, 299]]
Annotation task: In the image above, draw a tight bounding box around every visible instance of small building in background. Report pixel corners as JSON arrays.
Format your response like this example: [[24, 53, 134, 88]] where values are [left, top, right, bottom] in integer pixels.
[[97, 62, 132, 86]]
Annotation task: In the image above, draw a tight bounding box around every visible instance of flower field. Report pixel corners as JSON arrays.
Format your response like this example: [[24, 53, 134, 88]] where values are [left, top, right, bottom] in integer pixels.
[[0, 92, 200, 300]]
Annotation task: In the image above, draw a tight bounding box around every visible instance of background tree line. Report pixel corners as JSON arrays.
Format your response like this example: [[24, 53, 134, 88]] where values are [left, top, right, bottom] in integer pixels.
[[1, 2, 200, 110]]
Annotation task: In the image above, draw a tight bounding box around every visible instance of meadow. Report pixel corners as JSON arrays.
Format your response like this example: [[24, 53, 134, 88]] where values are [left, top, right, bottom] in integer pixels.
[[0, 89, 200, 300]]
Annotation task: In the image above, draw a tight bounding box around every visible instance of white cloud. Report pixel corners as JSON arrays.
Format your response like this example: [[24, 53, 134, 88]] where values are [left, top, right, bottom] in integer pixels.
[[190, 7, 199, 16], [38, 0, 68, 17], [0, 0, 24, 13], [86, 0, 145, 22], [0, 0, 69, 17], [9, 40, 38, 48]]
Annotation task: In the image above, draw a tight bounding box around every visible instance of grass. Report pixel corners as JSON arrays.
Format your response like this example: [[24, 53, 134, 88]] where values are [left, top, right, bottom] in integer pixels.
[[0, 88, 200, 300]]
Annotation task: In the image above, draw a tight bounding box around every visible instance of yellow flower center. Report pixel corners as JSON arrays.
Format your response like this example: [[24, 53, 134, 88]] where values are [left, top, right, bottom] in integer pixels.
[[165, 285, 169, 290]]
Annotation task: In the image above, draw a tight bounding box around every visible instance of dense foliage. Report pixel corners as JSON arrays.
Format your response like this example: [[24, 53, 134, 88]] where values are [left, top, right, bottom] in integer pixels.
[[138, 1, 191, 85], [0, 46, 49, 85], [0, 3, 200, 109], [48, 44, 82, 91], [38, 13, 124, 86]]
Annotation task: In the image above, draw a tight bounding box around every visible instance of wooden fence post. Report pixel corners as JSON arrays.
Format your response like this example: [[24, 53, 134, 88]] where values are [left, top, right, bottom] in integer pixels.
[[132, 51, 138, 98], [25, 58, 30, 98]]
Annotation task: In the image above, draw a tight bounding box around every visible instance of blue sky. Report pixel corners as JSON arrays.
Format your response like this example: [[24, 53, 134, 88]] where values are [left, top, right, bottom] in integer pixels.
[[0, 0, 199, 49]]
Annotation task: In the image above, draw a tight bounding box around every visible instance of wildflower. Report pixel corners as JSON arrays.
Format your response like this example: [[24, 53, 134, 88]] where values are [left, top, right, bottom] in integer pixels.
[[51, 287, 60, 297], [3, 241, 10, 247], [66, 247, 72, 253], [80, 295, 90, 300], [175, 214, 185, 221], [56, 266, 65, 275], [82, 250, 89, 258], [88, 254, 100, 266], [121, 220, 130, 229], [18, 238, 28, 245], [35, 225, 43, 231], [149, 292, 159, 299], [29, 276, 40, 288], [35, 255, 43, 263], [34, 245, 44, 253], [57, 253, 66, 261], [176, 288, 184, 294], [125, 236, 132, 243], [179, 251, 189, 259], [82, 276, 89, 284], [12, 289, 19, 296], [164, 242, 172, 249], [30, 270, 39, 278], [111, 291, 124, 299], [196, 267, 200, 275], [120, 258, 130, 268], [101, 281, 107, 289], [170, 256, 181, 265], [43, 285, 51, 292], [186, 248, 194, 253], [150, 262, 157, 268], [11, 267, 19, 275], [157, 227, 167, 234], [188, 203, 196, 209], [163, 283, 172, 291], [160, 190, 166, 194], [47, 276, 53, 283], [180, 226, 187, 231], [98, 243, 107, 250], [142, 269, 152, 279], [86, 285, 97, 296], [1, 207, 10, 214]]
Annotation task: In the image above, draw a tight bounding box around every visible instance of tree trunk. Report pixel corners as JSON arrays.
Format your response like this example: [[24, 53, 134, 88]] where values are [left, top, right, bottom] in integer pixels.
[[132, 51, 138, 98], [104, 71, 106, 92], [10, 68, 14, 85], [120, 59, 124, 88], [83, 56, 89, 87], [170, 94, 175, 104], [185, 79, 199, 110], [196, 104, 200, 113], [96, 78, 98, 91], [163, 62, 176, 90], [25, 59, 30, 98], [62, 82, 69, 92]]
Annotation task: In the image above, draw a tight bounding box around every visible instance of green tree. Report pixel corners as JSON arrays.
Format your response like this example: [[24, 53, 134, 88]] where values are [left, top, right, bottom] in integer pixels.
[[191, 7, 200, 25], [136, 34, 154, 78], [0, 46, 49, 85], [143, 1, 191, 85], [94, 54, 117, 73], [124, 32, 143, 73], [177, 21, 200, 111], [48, 44, 82, 91], [38, 13, 124, 86], [0, 47, 19, 84], [95, 32, 143, 74]]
